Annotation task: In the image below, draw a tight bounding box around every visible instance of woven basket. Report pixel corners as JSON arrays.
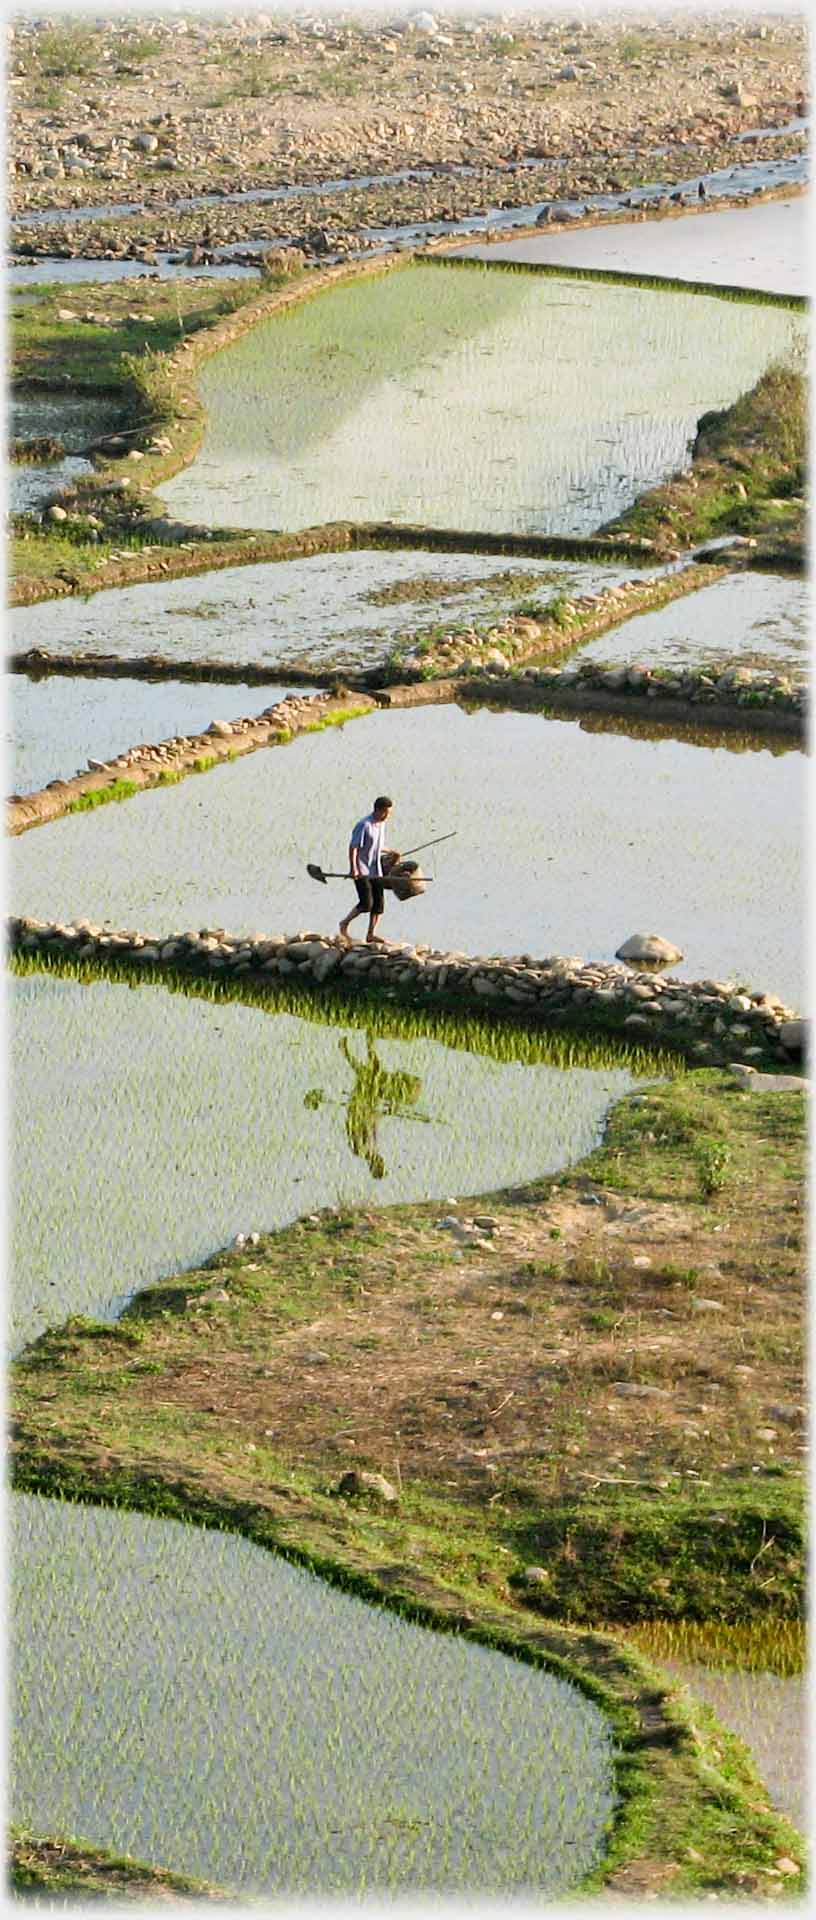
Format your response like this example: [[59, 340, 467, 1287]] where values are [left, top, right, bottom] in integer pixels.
[[383, 856, 427, 902]]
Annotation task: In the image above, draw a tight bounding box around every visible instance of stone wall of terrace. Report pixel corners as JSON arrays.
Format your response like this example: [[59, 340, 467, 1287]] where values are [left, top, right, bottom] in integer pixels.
[[8, 918, 804, 1071], [6, 689, 376, 835]]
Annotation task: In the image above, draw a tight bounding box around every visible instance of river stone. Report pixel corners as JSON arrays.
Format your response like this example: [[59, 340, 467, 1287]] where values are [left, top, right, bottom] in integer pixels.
[[334, 1469, 399, 1505], [778, 1020, 806, 1060], [728, 1064, 807, 1094], [616, 934, 683, 964]]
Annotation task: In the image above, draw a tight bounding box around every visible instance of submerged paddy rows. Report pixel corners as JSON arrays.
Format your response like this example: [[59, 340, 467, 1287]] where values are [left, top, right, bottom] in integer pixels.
[[11, 970, 634, 1352], [575, 572, 809, 675], [156, 264, 802, 537], [11, 705, 804, 1005], [6, 674, 299, 799], [12, 1495, 616, 1897], [8, 548, 643, 678]]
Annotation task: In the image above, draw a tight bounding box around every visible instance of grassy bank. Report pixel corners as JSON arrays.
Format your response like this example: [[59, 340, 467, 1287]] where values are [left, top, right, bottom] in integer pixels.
[[601, 360, 807, 562], [9, 1828, 228, 1901], [10, 1061, 805, 1892]]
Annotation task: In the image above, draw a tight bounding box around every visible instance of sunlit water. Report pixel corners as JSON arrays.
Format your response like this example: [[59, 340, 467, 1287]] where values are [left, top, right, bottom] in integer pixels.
[[10, 971, 633, 1351], [7, 547, 646, 676], [156, 264, 802, 535], [5, 674, 299, 797], [576, 572, 809, 674], [11, 1495, 616, 1895], [11, 704, 804, 1004], [456, 197, 808, 299]]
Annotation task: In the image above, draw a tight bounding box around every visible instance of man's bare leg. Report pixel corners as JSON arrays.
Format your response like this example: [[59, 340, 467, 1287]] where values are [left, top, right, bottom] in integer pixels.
[[338, 905, 364, 943], [366, 910, 384, 946]]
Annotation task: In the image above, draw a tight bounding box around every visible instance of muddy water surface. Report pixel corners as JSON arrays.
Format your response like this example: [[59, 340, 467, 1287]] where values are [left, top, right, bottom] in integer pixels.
[[576, 572, 808, 674], [11, 970, 633, 1351], [11, 705, 804, 1005], [12, 1494, 616, 1896], [156, 265, 802, 537], [8, 547, 649, 677]]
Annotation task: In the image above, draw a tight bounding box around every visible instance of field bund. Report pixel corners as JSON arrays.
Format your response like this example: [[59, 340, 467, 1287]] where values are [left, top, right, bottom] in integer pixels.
[[8, 918, 801, 1072]]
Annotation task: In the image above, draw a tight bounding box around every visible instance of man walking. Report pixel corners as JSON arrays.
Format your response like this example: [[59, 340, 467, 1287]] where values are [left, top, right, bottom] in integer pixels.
[[339, 795, 394, 946]]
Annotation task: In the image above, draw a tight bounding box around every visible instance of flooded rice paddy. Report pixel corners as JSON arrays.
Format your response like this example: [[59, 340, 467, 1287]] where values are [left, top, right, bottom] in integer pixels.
[[156, 263, 802, 536], [12, 1494, 616, 1896], [11, 704, 804, 1005], [659, 1661, 804, 1833], [6, 675, 297, 798], [456, 196, 808, 300], [11, 969, 633, 1351], [576, 572, 809, 675], [7, 548, 643, 678]]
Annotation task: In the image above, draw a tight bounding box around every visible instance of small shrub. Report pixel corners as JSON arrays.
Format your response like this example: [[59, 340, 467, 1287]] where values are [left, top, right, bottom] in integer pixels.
[[38, 27, 97, 76], [695, 1138, 732, 1198]]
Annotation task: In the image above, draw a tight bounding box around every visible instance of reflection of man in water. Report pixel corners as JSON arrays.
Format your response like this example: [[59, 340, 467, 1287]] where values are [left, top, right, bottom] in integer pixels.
[[304, 1033, 423, 1181], [340, 1035, 422, 1179]]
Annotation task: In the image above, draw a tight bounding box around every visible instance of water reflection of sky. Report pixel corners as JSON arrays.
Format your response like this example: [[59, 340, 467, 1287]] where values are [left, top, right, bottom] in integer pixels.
[[11, 971, 633, 1350], [11, 704, 805, 1005], [576, 572, 808, 673]]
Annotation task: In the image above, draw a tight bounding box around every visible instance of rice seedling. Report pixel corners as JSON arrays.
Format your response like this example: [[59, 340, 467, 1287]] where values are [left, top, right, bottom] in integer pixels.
[[156, 263, 803, 536], [10, 1492, 617, 1896], [10, 967, 639, 1350]]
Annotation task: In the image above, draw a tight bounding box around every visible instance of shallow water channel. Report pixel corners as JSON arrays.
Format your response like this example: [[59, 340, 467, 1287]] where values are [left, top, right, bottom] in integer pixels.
[[12, 1494, 616, 1896], [575, 571, 809, 675], [9, 389, 121, 515], [11, 704, 804, 1005], [6, 673, 299, 798], [11, 970, 634, 1352], [8, 548, 642, 678], [156, 263, 802, 536]]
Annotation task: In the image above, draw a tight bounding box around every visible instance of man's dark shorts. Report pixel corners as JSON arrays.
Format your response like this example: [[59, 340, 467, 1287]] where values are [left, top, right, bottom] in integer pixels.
[[355, 876, 384, 914]]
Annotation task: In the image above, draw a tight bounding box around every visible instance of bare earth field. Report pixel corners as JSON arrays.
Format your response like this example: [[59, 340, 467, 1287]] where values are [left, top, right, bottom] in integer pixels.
[[8, 12, 808, 262]]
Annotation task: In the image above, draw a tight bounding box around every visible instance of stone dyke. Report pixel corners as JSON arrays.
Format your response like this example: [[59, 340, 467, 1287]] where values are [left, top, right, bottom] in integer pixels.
[[6, 689, 375, 836], [455, 657, 805, 738], [386, 561, 727, 681], [7, 916, 805, 1071]]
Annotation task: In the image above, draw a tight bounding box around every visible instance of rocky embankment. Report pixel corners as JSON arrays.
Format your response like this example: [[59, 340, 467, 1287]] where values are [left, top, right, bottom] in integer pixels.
[[8, 914, 804, 1071]]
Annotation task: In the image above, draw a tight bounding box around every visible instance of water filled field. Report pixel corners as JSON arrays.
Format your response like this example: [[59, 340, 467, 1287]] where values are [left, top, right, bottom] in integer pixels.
[[6, 675, 297, 797], [575, 572, 809, 674], [12, 704, 804, 1004], [10, 389, 121, 514], [8, 548, 641, 677], [156, 263, 802, 535], [11, 970, 633, 1351], [659, 1661, 804, 1832], [12, 1495, 616, 1896], [456, 197, 808, 299]]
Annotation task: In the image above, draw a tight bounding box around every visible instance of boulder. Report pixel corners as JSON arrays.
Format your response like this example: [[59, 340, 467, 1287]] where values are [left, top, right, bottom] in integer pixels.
[[334, 1469, 399, 1505], [778, 1019, 806, 1060], [616, 933, 683, 965]]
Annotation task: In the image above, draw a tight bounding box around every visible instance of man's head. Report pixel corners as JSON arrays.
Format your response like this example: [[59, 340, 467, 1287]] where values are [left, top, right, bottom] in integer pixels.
[[373, 796, 393, 821]]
